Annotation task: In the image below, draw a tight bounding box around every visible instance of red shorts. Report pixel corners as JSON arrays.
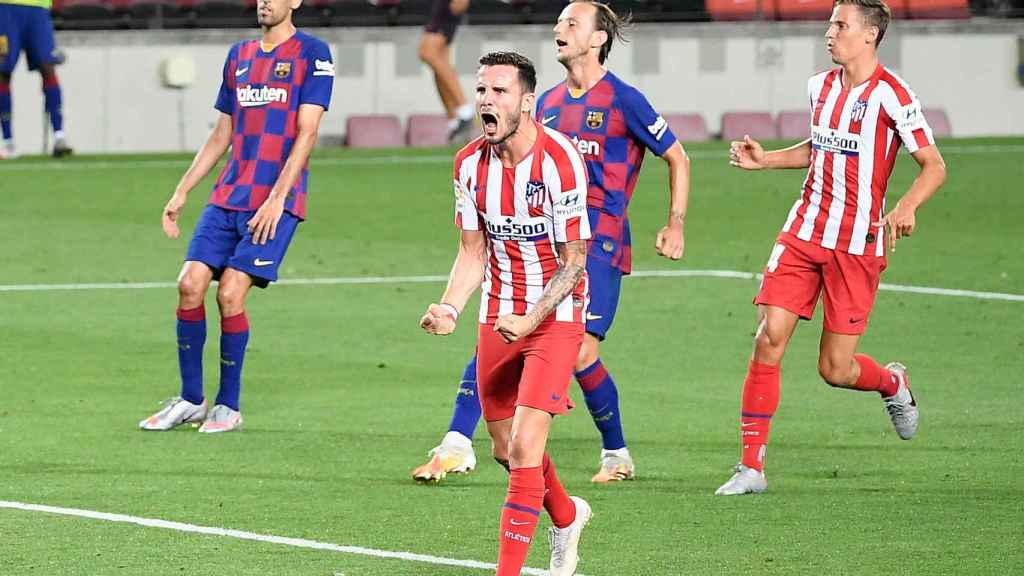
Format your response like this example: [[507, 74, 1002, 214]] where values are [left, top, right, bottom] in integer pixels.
[[754, 232, 887, 335], [476, 321, 584, 422]]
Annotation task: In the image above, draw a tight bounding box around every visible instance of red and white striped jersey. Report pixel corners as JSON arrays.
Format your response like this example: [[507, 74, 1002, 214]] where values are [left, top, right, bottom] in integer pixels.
[[782, 64, 935, 256], [453, 123, 591, 325]]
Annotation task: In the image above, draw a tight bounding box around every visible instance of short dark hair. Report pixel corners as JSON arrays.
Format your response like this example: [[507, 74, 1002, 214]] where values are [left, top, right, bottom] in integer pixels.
[[835, 0, 891, 46], [478, 51, 537, 93], [572, 0, 632, 64]]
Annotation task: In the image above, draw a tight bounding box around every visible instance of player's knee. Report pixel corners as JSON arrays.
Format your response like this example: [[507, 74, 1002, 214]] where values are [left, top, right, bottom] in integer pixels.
[[817, 356, 853, 387], [216, 284, 244, 313], [753, 325, 787, 362], [177, 275, 206, 304], [575, 342, 599, 372]]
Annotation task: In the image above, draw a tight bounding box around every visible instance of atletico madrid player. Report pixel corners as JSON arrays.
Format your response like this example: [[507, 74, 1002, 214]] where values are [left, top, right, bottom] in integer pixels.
[[420, 51, 593, 576], [716, 0, 947, 496]]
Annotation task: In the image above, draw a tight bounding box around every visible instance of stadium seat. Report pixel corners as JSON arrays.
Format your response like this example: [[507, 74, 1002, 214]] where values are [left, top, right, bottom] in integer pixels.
[[777, 0, 832, 20], [923, 108, 952, 138], [406, 114, 451, 147], [887, 0, 908, 18], [706, 0, 778, 20], [720, 111, 778, 141], [58, 0, 117, 21], [906, 0, 969, 19], [776, 110, 811, 140], [664, 113, 710, 143], [346, 115, 404, 148]]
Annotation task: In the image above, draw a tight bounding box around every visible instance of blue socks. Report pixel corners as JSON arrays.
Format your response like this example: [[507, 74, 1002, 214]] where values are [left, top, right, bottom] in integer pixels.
[[447, 355, 481, 440], [216, 312, 249, 411], [575, 359, 627, 450], [176, 306, 207, 406], [41, 71, 63, 135]]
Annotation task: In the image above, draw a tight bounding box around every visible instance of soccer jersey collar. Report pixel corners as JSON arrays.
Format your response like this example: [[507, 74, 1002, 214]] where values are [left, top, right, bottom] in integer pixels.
[[565, 70, 610, 100], [839, 62, 884, 92]]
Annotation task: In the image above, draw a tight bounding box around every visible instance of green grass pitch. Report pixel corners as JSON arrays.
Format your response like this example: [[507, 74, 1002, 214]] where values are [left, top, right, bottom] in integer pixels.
[[1, 139, 1022, 575]]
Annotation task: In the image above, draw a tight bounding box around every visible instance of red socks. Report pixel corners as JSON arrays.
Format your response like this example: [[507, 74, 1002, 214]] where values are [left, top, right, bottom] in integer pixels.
[[497, 466, 545, 576], [542, 453, 576, 529], [740, 361, 781, 472], [853, 354, 899, 396]]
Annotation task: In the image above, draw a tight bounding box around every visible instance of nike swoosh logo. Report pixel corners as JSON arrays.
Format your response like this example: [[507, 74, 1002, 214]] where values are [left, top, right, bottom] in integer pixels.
[[542, 116, 557, 125], [235, 67, 249, 77], [509, 519, 532, 526], [585, 313, 603, 321], [253, 258, 275, 267]]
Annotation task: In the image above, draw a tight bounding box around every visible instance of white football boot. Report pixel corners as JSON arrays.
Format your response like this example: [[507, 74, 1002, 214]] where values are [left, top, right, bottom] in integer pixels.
[[549, 496, 592, 576], [883, 362, 918, 440], [139, 397, 207, 431], [198, 404, 243, 433], [591, 447, 635, 483], [412, 431, 476, 482], [715, 464, 768, 496]]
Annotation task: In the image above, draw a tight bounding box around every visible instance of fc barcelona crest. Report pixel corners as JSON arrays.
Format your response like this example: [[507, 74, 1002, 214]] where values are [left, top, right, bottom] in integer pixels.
[[274, 62, 292, 79], [586, 110, 605, 129], [850, 100, 868, 123]]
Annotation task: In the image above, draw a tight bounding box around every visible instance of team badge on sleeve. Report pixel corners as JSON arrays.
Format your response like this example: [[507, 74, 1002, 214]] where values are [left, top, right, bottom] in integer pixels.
[[586, 110, 605, 129], [454, 178, 469, 208], [274, 62, 292, 79], [554, 191, 586, 220]]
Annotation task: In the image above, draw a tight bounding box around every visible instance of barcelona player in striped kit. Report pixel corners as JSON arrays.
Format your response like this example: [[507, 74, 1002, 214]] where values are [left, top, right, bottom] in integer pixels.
[[139, 0, 333, 433], [421, 51, 593, 576], [413, 0, 692, 484], [716, 0, 947, 495]]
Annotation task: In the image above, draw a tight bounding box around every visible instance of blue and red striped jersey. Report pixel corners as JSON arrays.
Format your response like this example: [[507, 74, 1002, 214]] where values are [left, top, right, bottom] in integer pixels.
[[208, 30, 334, 220], [536, 71, 677, 274]]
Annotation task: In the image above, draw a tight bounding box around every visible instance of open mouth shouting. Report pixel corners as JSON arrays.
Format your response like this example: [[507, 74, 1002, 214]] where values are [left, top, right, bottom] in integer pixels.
[[480, 110, 499, 138]]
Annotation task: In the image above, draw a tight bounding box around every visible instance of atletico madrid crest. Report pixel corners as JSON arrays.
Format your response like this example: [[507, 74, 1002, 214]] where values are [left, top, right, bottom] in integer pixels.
[[586, 110, 605, 129], [274, 62, 292, 79], [525, 180, 548, 215], [850, 100, 868, 123]]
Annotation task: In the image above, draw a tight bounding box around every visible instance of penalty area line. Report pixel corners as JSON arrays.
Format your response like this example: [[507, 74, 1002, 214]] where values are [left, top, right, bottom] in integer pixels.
[[0, 500, 577, 576]]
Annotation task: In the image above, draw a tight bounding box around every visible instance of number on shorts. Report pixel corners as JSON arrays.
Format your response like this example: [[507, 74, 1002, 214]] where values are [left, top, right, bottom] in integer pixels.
[[766, 244, 786, 273]]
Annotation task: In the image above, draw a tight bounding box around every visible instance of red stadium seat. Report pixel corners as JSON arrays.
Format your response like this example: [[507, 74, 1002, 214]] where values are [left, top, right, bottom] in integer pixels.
[[706, 0, 778, 20], [923, 108, 952, 138], [887, 0, 908, 18], [777, 0, 832, 20], [776, 110, 811, 140], [346, 115, 404, 148], [720, 111, 778, 141], [406, 114, 451, 147], [59, 0, 116, 19], [906, 0, 969, 19], [664, 113, 710, 143]]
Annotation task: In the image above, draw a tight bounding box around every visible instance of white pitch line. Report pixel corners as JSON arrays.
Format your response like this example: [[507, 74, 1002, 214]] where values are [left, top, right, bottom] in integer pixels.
[[0, 500, 575, 576], [0, 143, 1019, 172], [0, 268, 1021, 302]]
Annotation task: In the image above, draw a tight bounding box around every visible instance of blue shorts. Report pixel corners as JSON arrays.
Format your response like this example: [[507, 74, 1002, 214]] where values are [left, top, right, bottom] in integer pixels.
[[0, 4, 59, 74], [584, 257, 623, 340], [185, 205, 300, 289]]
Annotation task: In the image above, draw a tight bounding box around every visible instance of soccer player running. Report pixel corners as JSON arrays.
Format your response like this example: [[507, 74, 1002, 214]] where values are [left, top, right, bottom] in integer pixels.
[[420, 51, 593, 576], [418, 0, 474, 142], [716, 0, 946, 495], [412, 0, 691, 484], [139, 0, 333, 433], [0, 0, 72, 158]]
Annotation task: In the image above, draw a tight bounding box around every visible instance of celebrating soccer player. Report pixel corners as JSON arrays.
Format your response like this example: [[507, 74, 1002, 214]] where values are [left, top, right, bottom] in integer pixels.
[[413, 0, 691, 484], [139, 0, 334, 433], [420, 51, 592, 576], [716, 0, 946, 496]]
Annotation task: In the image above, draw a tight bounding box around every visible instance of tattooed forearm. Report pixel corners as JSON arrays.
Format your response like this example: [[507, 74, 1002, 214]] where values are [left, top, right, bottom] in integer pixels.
[[527, 239, 587, 324]]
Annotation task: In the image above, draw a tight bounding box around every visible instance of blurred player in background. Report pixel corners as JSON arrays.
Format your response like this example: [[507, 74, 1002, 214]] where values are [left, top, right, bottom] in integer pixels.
[[0, 0, 71, 158], [716, 0, 946, 495], [139, 0, 333, 433], [420, 51, 592, 576], [418, 0, 474, 143], [413, 0, 691, 484]]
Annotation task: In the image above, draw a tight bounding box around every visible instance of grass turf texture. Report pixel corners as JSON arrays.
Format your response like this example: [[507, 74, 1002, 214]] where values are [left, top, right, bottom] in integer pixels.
[[1, 139, 1022, 575]]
